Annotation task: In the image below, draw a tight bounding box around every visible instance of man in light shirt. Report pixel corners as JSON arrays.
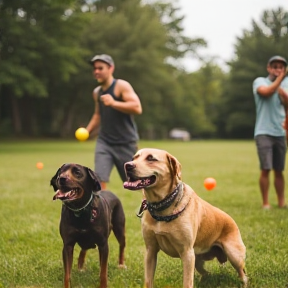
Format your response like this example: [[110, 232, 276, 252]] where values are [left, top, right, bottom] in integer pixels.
[[253, 55, 288, 209]]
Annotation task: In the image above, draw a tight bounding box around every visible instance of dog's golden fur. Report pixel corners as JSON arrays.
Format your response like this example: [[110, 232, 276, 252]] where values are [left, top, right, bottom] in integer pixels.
[[124, 148, 247, 288]]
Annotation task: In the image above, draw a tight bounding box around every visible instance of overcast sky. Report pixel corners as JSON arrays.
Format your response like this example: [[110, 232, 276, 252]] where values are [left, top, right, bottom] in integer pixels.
[[178, 0, 288, 71]]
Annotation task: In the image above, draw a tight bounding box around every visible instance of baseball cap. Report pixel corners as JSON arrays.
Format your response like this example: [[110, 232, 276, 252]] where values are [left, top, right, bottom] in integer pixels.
[[89, 54, 114, 66], [268, 55, 287, 67]]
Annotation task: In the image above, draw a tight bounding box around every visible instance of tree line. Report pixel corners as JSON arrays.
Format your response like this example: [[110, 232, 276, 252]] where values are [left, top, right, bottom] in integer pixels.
[[0, 0, 287, 139]]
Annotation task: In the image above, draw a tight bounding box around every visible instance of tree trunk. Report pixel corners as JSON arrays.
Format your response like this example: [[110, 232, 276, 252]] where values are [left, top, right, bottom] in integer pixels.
[[10, 94, 22, 135]]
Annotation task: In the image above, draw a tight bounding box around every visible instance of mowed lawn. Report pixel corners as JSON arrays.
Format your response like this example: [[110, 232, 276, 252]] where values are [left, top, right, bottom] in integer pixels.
[[1, 140, 288, 288]]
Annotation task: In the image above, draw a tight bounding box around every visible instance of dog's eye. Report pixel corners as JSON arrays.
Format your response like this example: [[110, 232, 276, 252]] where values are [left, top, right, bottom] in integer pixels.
[[72, 167, 83, 178], [147, 154, 158, 162]]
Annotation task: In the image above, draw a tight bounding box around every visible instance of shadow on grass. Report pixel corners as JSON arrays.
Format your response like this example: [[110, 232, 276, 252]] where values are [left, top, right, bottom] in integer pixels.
[[196, 271, 244, 288]]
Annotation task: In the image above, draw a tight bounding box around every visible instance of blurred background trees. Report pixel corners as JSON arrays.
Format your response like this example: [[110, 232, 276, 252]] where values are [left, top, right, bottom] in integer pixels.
[[0, 0, 288, 139]]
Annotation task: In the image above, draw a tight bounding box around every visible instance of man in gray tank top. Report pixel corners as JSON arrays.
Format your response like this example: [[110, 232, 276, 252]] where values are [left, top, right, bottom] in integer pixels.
[[86, 54, 142, 190]]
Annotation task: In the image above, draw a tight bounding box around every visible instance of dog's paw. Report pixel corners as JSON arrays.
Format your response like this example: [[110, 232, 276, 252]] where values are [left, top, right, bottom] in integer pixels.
[[242, 275, 249, 287], [118, 264, 127, 269], [78, 266, 86, 272], [77, 262, 86, 272]]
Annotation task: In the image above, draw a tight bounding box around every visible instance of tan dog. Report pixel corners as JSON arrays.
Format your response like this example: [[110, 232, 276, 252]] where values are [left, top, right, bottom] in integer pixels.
[[123, 148, 247, 288]]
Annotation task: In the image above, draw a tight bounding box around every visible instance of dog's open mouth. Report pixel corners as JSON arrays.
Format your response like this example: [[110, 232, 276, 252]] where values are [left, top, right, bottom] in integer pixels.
[[123, 175, 156, 190], [53, 187, 82, 201]]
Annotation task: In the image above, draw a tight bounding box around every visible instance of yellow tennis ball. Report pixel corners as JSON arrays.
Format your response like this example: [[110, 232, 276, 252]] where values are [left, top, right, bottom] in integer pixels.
[[75, 127, 89, 141]]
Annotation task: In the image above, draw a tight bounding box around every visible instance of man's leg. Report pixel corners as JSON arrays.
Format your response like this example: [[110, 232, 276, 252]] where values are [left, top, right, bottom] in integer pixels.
[[95, 139, 113, 190], [274, 170, 285, 207], [259, 169, 270, 208], [114, 142, 138, 183], [256, 135, 274, 208], [273, 136, 286, 208], [101, 182, 107, 190]]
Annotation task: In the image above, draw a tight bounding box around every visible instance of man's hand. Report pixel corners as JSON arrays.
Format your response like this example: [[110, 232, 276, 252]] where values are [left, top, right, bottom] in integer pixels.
[[278, 87, 288, 107], [278, 69, 287, 81], [100, 94, 115, 107]]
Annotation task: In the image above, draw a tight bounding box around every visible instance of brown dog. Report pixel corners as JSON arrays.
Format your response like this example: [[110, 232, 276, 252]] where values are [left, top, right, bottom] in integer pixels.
[[50, 163, 126, 288], [123, 148, 248, 288]]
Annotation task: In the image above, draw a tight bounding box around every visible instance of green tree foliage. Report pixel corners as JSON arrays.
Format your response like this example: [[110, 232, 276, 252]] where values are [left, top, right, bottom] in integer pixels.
[[222, 7, 288, 139], [152, 1, 207, 59], [173, 62, 225, 138], [0, 0, 87, 135], [0, 0, 220, 139]]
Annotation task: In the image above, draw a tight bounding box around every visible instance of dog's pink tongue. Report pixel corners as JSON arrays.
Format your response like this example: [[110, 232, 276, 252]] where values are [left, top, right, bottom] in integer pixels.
[[123, 180, 142, 189], [53, 189, 66, 200]]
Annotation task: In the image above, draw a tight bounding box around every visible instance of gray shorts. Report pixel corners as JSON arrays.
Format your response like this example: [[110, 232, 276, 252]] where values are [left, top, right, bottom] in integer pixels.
[[255, 135, 286, 171], [94, 138, 138, 183]]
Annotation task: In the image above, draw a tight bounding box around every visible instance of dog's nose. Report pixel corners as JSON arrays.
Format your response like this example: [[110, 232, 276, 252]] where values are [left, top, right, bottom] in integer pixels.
[[125, 162, 135, 171]]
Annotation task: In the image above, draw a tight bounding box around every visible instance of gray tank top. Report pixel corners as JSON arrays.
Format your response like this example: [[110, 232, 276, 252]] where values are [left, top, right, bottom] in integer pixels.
[[97, 79, 139, 144]]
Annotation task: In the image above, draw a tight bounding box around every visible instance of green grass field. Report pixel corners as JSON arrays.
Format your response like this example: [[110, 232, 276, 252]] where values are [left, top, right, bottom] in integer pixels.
[[1, 140, 288, 288]]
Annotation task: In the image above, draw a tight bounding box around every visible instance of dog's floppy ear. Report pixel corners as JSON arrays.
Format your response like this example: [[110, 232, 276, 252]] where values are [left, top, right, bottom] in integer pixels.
[[50, 167, 61, 191], [86, 167, 102, 192], [167, 153, 182, 181]]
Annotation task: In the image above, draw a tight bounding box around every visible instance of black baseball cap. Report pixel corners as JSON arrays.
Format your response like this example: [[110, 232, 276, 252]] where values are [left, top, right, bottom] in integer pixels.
[[89, 54, 114, 66], [268, 55, 287, 67]]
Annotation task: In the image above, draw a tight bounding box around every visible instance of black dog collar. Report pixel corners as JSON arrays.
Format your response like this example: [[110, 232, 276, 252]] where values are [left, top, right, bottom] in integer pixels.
[[149, 203, 189, 222], [143, 182, 191, 222], [148, 182, 183, 212]]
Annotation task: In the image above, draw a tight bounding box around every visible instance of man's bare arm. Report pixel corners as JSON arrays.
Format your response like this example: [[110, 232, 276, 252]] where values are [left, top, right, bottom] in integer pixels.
[[100, 80, 142, 115], [86, 88, 101, 134], [257, 70, 287, 97]]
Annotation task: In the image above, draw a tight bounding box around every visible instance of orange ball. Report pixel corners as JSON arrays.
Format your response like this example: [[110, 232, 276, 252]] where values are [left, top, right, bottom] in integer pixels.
[[204, 177, 216, 190], [36, 162, 44, 169]]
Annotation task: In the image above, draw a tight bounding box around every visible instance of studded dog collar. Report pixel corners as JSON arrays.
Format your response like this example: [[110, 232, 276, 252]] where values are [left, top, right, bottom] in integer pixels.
[[142, 182, 191, 222]]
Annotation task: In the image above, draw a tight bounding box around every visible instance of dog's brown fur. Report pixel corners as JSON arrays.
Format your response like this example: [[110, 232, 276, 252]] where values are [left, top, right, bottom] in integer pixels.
[[124, 148, 247, 288], [50, 163, 126, 288]]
